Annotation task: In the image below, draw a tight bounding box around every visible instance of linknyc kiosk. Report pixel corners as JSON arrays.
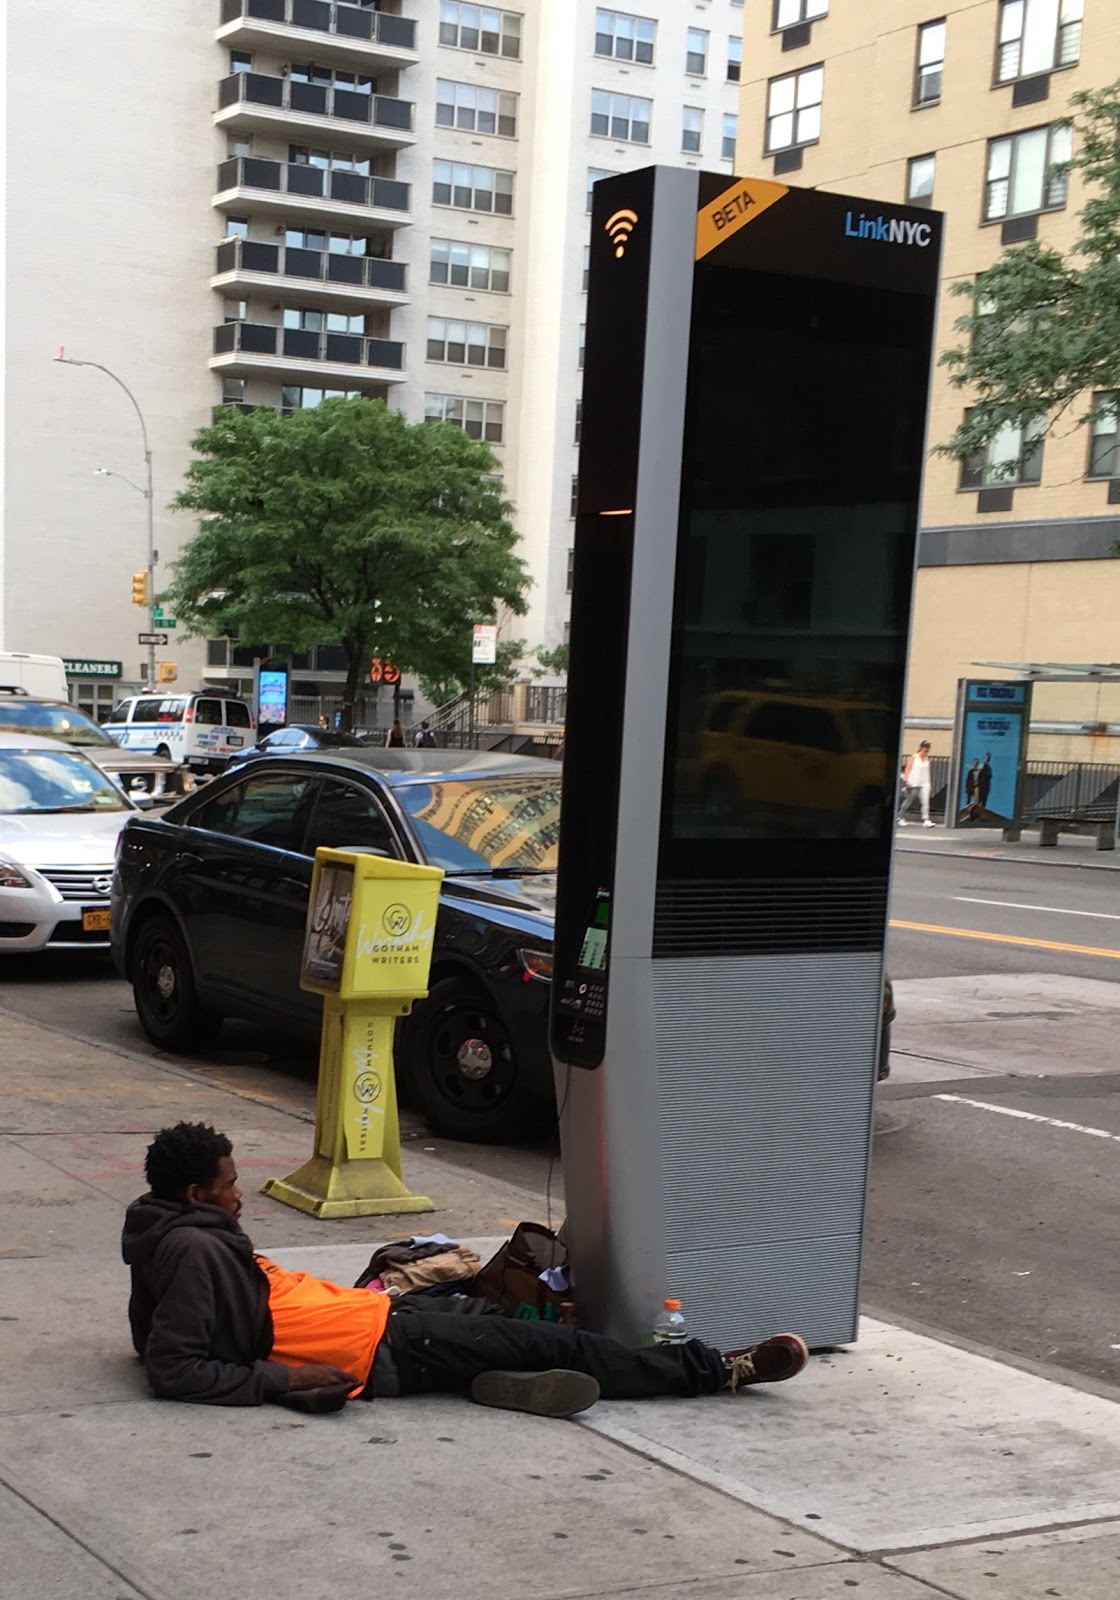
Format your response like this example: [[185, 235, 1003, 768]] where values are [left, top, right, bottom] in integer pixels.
[[552, 169, 941, 1350]]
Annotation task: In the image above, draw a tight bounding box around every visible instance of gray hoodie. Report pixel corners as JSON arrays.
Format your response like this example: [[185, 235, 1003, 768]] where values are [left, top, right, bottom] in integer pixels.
[[122, 1195, 291, 1406]]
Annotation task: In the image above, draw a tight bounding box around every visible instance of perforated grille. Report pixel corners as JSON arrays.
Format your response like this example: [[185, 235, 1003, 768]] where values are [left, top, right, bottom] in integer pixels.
[[653, 878, 888, 958]]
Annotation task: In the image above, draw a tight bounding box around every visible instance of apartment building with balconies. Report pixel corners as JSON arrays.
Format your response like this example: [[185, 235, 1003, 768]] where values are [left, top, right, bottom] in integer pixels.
[[4, 0, 745, 713], [738, 1, 1120, 755]]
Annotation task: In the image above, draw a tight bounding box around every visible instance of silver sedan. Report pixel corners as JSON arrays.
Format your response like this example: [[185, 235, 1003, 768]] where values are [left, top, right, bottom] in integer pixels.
[[0, 732, 137, 952]]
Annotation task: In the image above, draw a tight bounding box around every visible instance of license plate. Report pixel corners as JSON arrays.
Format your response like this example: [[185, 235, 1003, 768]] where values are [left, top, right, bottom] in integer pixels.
[[82, 907, 111, 933]]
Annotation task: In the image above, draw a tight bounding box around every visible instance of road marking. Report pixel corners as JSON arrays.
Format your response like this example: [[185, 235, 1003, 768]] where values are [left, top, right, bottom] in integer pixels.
[[890, 919, 1120, 960], [935, 1093, 1120, 1146], [955, 896, 1120, 922]]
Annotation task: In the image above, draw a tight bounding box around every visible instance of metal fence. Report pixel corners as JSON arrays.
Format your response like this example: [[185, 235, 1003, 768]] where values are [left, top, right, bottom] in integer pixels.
[[924, 754, 1119, 826]]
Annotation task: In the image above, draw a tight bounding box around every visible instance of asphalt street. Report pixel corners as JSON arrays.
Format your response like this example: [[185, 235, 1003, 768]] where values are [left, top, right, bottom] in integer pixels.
[[2, 842, 1118, 1391]]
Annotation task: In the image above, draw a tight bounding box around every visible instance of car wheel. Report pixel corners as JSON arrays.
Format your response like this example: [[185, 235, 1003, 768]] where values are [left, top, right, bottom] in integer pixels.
[[877, 1015, 892, 1082], [130, 915, 222, 1051], [700, 771, 740, 824], [851, 790, 884, 839], [155, 744, 172, 762], [400, 976, 543, 1143]]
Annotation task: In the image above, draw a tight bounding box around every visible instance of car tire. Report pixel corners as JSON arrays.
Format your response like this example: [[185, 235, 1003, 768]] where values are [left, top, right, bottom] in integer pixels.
[[877, 1015, 891, 1082], [155, 744, 172, 761], [399, 975, 544, 1144], [130, 914, 223, 1052]]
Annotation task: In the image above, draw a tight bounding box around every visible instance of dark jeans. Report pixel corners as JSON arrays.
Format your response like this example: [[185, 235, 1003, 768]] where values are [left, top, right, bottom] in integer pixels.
[[375, 1298, 725, 1399]]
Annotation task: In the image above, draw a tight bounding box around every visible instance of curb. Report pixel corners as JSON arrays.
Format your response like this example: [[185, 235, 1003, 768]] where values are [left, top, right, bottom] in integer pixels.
[[897, 843, 1120, 874]]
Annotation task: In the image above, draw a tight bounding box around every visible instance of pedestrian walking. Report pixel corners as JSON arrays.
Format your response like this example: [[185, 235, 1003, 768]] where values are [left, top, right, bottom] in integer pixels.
[[898, 740, 934, 827], [385, 720, 405, 749]]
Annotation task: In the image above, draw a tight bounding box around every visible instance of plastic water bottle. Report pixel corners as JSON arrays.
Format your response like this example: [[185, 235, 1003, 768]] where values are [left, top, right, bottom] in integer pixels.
[[653, 1298, 687, 1345]]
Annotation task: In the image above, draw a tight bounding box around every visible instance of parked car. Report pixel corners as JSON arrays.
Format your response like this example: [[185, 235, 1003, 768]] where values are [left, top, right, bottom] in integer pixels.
[[225, 724, 369, 769], [0, 732, 138, 952], [112, 750, 559, 1141], [103, 691, 255, 775], [0, 691, 189, 802], [110, 747, 896, 1140]]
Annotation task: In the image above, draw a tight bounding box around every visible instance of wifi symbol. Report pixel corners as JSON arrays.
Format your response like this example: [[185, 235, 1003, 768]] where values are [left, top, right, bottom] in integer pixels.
[[605, 208, 638, 258]]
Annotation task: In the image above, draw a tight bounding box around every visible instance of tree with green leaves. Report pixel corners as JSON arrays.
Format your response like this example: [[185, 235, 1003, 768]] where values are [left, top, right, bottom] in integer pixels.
[[167, 397, 528, 726], [940, 81, 1120, 478]]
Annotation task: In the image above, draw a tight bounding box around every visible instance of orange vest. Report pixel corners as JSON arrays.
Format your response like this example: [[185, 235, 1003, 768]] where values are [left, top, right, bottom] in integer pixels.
[[257, 1255, 390, 1396]]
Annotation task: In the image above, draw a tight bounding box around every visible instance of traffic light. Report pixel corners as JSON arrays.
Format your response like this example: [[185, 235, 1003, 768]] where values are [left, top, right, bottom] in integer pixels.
[[131, 571, 149, 607]]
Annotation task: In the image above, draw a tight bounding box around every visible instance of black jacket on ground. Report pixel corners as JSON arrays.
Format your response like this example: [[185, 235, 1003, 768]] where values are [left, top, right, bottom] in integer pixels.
[[122, 1195, 292, 1406]]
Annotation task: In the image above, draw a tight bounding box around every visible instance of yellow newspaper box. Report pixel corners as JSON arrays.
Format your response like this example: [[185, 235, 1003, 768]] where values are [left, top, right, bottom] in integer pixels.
[[262, 848, 444, 1219]]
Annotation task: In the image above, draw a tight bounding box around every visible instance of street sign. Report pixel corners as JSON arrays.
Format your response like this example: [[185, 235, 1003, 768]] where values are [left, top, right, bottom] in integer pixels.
[[151, 606, 163, 618], [62, 658, 121, 679], [472, 624, 498, 665], [162, 618, 177, 629], [138, 632, 168, 646]]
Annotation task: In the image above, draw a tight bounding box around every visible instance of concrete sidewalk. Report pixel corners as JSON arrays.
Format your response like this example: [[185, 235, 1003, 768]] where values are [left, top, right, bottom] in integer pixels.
[[3, 1007, 1120, 1599], [898, 824, 1120, 870]]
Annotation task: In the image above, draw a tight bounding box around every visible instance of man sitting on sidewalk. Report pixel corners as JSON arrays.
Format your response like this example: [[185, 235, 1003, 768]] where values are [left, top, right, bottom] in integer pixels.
[[123, 1122, 808, 1416]]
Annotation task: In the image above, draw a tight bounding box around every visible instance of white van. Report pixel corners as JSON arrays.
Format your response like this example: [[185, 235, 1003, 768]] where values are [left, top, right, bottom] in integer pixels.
[[0, 652, 69, 700], [105, 691, 255, 774]]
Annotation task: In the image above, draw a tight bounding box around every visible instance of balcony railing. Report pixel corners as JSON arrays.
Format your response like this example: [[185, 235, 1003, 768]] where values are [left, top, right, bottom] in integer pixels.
[[219, 0, 416, 52], [215, 236, 408, 293], [217, 70, 414, 134], [216, 154, 409, 214], [213, 320, 405, 370]]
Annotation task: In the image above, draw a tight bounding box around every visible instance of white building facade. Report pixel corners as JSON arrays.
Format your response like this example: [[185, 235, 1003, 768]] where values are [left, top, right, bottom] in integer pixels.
[[3, 0, 744, 716]]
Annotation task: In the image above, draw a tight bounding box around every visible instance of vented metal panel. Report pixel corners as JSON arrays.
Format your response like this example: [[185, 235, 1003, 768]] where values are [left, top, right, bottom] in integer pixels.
[[651, 952, 881, 1347], [667, 1234, 864, 1352], [653, 879, 888, 957]]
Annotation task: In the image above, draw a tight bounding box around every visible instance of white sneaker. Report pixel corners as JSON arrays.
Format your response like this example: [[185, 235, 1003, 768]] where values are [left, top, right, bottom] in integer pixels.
[[897, 819, 908, 827], [922, 820, 935, 828]]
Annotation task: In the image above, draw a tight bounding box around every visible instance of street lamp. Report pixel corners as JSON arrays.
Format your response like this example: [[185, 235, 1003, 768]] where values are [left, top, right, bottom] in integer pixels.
[[55, 354, 157, 688]]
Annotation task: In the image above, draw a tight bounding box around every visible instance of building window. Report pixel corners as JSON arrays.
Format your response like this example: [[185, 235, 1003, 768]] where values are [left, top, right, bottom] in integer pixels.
[[574, 399, 582, 444], [582, 244, 590, 291], [438, 2, 522, 59], [686, 27, 709, 75], [427, 316, 507, 369], [435, 79, 518, 138], [578, 324, 585, 368], [907, 153, 936, 205], [594, 9, 655, 64], [221, 378, 246, 405], [289, 145, 370, 176], [223, 298, 247, 324], [773, 0, 827, 29], [430, 238, 512, 292], [432, 159, 514, 214], [914, 19, 945, 106], [566, 548, 575, 592], [722, 112, 738, 163], [1087, 394, 1120, 479], [682, 106, 704, 154], [996, 0, 1082, 84], [227, 136, 252, 158], [587, 167, 616, 211], [291, 63, 373, 94], [570, 475, 579, 517], [225, 216, 250, 240], [959, 413, 1045, 487], [590, 89, 652, 143], [727, 36, 742, 82], [766, 65, 823, 153], [283, 307, 364, 333], [281, 386, 361, 414], [425, 393, 505, 444], [229, 49, 253, 72], [984, 122, 1072, 221]]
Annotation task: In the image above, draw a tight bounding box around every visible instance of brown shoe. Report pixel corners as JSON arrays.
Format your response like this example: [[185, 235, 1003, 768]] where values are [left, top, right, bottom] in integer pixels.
[[724, 1334, 809, 1391], [471, 1369, 600, 1418]]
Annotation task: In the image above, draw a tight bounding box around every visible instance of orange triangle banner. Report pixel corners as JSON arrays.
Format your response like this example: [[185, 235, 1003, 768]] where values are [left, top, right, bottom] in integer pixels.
[[695, 177, 789, 260]]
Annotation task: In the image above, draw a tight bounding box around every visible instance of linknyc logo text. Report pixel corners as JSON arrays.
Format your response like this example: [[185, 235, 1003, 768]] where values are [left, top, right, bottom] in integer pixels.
[[844, 210, 932, 247]]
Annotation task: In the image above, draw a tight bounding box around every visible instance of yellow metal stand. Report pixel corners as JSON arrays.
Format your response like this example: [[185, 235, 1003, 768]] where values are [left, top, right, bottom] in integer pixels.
[[262, 849, 442, 1219]]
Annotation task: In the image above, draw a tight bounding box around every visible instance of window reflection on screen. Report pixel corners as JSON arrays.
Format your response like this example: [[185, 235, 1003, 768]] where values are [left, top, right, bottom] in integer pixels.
[[660, 264, 929, 868]]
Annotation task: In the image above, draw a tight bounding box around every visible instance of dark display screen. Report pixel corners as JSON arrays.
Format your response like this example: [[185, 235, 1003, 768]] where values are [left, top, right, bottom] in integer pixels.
[[658, 262, 933, 882]]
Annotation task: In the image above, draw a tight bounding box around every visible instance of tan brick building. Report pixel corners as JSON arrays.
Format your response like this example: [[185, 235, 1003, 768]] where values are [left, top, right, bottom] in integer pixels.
[[738, 1, 1120, 758]]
